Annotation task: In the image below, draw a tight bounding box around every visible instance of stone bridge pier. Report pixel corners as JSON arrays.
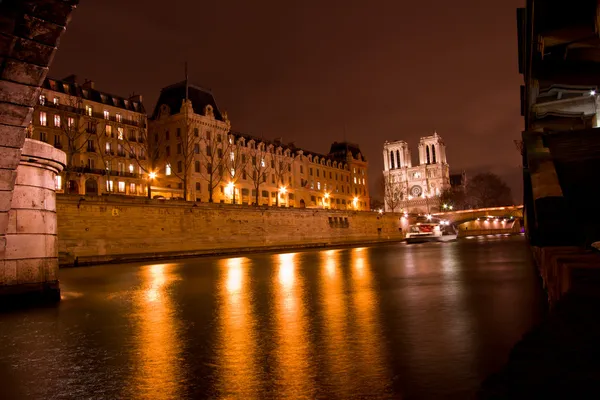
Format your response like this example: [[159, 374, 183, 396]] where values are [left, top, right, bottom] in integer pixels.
[[434, 206, 524, 237], [0, 1, 78, 301]]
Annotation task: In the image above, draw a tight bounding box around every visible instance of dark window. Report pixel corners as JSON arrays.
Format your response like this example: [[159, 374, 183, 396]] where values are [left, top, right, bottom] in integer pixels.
[[206, 146, 212, 156], [166, 130, 170, 140], [270, 159, 275, 168], [262, 190, 269, 197], [177, 161, 182, 173], [195, 161, 200, 172], [217, 149, 223, 158], [309, 168, 313, 176], [300, 165, 304, 174], [194, 144, 200, 154], [176, 128, 181, 137], [177, 143, 181, 154], [194, 128, 199, 137], [196, 182, 201, 190]]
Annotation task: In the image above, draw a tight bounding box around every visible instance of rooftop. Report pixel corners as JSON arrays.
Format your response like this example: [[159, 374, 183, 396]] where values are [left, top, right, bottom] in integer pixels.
[[152, 81, 223, 121], [42, 76, 145, 114]]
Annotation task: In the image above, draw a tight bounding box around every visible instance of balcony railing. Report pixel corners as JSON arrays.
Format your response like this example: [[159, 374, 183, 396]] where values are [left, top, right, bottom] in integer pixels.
[[69, 166, 142, 179], [38, 102, 145, 128]]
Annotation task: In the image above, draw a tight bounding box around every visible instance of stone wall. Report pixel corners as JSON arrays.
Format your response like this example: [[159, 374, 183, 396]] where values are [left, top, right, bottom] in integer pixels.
[[57, 195, 407, 265]]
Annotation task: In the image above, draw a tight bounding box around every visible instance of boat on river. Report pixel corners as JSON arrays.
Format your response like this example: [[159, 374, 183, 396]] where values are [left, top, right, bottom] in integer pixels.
[[405, 220, 457, 244]]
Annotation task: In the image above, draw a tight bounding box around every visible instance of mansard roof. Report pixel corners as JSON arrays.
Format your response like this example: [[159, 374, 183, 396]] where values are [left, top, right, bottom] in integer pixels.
[[152, 81, 223, 120], [328, 141, 366, 162], [42, 77, 146, 114]]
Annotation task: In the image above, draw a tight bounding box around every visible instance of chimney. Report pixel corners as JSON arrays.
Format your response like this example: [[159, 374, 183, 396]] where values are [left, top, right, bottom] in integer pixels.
[[62, 74, 77, 83], [82, 79, 95, 89], [129, 94, 143, 104]]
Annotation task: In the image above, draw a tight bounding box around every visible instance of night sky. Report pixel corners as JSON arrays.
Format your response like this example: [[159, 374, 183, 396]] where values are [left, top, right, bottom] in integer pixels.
[[50, 0, 525, 201]]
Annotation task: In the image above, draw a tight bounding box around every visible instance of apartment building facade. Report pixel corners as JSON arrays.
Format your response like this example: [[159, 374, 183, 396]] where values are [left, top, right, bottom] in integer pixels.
[[149, 81, 370, 210], [31, 76, 149, 197]]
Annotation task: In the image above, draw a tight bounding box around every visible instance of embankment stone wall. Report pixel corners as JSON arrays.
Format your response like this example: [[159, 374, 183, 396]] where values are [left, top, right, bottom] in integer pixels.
[[57, 195, 407, 265]]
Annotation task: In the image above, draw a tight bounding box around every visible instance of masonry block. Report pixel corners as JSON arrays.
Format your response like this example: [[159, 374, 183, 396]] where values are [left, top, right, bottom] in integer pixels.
[[21, 1, 79, 27], [0, 146, 22, 171], [0, 80, 40, 107], [11, 37, 56, 67], [0, 124, 26, 148], [0, 102, 33, 127], [15, 14, 66, 46], [0, 59, 48, 86]]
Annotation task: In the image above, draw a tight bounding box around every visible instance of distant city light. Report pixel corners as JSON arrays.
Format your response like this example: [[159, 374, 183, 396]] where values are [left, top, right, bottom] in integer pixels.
[[591, 90, 597, 96], [426, 214, 432, 220], [148, 171, 157, 179], [279, 186, 287, 194]]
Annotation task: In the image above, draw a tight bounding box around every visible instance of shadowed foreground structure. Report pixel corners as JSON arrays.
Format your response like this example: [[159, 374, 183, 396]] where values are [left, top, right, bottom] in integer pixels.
[[0, 1, 78, 300]]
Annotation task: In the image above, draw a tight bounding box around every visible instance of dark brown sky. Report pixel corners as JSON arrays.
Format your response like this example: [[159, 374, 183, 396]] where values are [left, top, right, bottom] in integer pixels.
[[50, 0, 525, 201]]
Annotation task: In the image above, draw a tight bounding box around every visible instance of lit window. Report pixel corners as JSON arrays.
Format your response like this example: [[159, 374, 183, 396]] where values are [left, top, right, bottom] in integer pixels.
[[39, 95, 46, 105], [53, 97, 59, 105], [39, 112, 47, 126], [354, 177, 357, 184], [230, 151, 234, 161], [55, 175, 62, 190], [128, 164, 134, 173], [362, 178, 365, 185], [166, 164, 172, 176], [106, 124, 112, 136], [118, 181, 125, 193], [85, 105, 92, 116], [317, 181, 321, 190], [353, 167, 356, 173], [106, 180, 114, 192], [117, 127, 123, 140], [67, 117, 74, 128], [116, 113, 122, 123], [105, 142, 111, 153], [231, 168, 235, 177], [105, 161, 111, 171], [54, 114, 60, 127], [130, 183, 136, 194], [104, 110, 109, 120], [260, 158, 265, 167]]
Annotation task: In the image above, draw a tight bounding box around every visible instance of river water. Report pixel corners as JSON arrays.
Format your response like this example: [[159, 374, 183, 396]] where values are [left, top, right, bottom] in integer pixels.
[[0, 235, 545, 399]]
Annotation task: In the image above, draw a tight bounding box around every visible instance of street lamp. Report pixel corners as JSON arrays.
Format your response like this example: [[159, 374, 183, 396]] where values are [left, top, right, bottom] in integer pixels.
[[227, 182, 235, 204], [278, 186, 287, 207], [147, 171, 157, 199]]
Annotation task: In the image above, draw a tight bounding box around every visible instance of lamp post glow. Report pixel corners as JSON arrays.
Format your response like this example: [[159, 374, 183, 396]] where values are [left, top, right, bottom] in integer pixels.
[[226, 182, 235, 204], [147, 171, 157, 199], [353, 196, 359, 209], [278, 186, 287, 207]]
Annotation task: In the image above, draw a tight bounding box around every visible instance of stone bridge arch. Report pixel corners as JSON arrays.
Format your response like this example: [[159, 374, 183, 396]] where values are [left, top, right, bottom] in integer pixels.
[[0, 1, 78, 299], [434, 206, 524, 226]]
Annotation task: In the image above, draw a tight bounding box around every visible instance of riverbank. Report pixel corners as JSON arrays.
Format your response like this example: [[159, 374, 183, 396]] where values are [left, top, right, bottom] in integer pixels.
[[60, 237, 407, 267], [57, 195, 407, 267]]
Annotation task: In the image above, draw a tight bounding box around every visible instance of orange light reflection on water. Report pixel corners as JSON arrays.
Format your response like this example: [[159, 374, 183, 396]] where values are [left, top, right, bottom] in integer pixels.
[[216, 256, 259, 398], [349, 247, 392, 395], [319, 249, 354, 398], [131, 263, 181, 399], [273, 252, 312, 398]]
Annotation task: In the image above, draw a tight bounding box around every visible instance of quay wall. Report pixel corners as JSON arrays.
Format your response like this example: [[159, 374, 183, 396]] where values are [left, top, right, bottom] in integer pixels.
[[57, 195, 407, 266]]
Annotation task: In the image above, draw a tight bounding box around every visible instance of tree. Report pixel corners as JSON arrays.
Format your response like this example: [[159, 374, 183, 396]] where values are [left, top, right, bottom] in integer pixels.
[[94, 123, 121, 194], [58, 96, 93, 192], [466, 172, 513, 208], [122, 115, 161, 198], [166, 115, 198, 201], [272, 150, 293, 206], [224, 135, 249, 204], [197, 127, 230, 202], [440, 187, 467, 210], [381, 172, 403, 212], [248, 141, 271, 205]]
